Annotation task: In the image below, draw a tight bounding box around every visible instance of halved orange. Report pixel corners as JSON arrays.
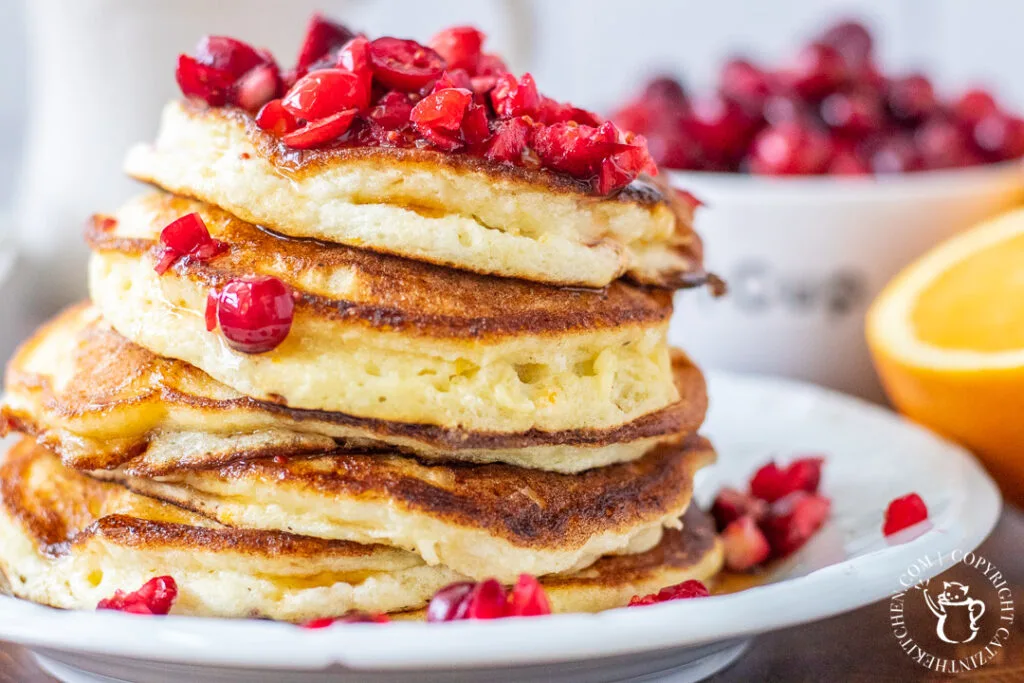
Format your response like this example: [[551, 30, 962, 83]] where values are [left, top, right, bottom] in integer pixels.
[[868, 207, 1024, 506]]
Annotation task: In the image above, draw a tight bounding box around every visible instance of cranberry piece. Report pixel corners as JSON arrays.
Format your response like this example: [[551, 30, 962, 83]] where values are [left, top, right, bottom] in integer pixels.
[[282, 109, 357, 149], [869, 133, 922, 173], [916, 117, 979, 169], [883, 493, 929, 537], [508, 574, 552, 617], [282, 69, 370, 120], [532, 121, 619, 176], [710, 487, 768, 531], [820, 20, 874, 70], [209, 276, 295, 354], [295, 14, 355, 75], [642, 76, 689, 109], [629, 580, 709, 607], [429, 26, 485, 74], [476, 52, 509, 77], [886, 74, 937, 124], [368, 91, 414, 131], [819, 88, 883, 137], [411, 88, 472, 131], [195, 36, 266, 80], [431, 69, 473, 93], [491, 73, 541, 119], [302, 611, 390, 628], [485, 117, 531, 163], [97, 576, 177, 615], [721, 516, 772, 571], [463, 579, 509, 619], [954, 89, 999, 128], [234, 64, 282, 113], [685, 95, 756, 164], [761, 491, 831, 559], [782, 42, 847, 99], [719, 58, 772, 113], [972, 113, 1024, 161], [175, 55, 235, 106], [418, 125, 464, 151], [749, 456, 824, 503], [302, 617, 336, 629], [828, 146, 871, 175], [256, 99, 300, 135], [369, 37, 445, 92], [426, 582, 476, 622], [597, 136, 657, 194], [461, 103, 491, 146], [748, 123, 832, 175], [154, 212, 227, 275]]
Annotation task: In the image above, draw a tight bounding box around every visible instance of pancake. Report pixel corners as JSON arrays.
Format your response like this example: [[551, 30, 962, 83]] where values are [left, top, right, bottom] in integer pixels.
[[0, 439, 721, 620], [87, 192, 683, 434], [1, 305, 706, 475], [93, 436, 714, 581], [124, 102, 708, 289]]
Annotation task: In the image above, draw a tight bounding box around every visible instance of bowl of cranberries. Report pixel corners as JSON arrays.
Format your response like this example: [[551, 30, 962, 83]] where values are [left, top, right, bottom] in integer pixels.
[[617, 20, 1024, 400]]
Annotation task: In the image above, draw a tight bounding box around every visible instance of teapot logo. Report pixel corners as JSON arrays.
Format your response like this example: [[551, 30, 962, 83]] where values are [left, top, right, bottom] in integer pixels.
[[923, 581, 985, 644]]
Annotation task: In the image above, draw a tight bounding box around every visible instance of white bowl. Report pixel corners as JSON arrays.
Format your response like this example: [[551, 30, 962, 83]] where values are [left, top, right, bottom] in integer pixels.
[[669, 163, 1024, 400]]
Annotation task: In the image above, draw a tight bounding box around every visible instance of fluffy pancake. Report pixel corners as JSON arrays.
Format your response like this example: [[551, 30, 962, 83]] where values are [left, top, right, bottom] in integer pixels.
[[0, 439, 721, 620], [1, 305, 706, 475], [124, 102, 708, 289], [93, 436, 714, 581], [88, 192, 682, 433]]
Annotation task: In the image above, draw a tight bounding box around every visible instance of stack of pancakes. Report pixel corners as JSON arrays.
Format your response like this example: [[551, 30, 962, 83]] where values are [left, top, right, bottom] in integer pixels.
[[0, 103, 723, 621]]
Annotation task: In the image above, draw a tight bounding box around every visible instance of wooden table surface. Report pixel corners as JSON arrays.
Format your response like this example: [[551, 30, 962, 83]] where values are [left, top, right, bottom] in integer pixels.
[[3, 507, 1022, 683]]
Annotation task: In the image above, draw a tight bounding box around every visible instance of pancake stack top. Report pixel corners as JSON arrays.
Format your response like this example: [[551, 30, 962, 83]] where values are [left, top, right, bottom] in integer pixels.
[[0, 17, 724, 621]]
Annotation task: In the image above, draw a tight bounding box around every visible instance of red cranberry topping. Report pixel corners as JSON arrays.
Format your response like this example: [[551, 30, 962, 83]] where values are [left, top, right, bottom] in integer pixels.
[[508, 574, 552, 617], [411, 88, 472, 132], [294, 14, 355, 76], [485, 117, 531, 163], [461, 103, 491, 146], [97, 576, 177, 615], [491, 73, 541, 119], [721, 516, 772, 571], [883, 493, 929, 537], [463, 579, 509, 620], [368, 91, 414, 131], [629, 580, 709, 607], [426, 582, 476, 622], [748, 456, 824, 503], [256, 99, 300, 136], [282, 109, 358, 149], [369, 37, 445, 91], [761, 491, 831, 559], [207, 276, 295, 354], [885, 74, 937, 124], [234, 64, 282, 113], [301, 611, 389, 628], [711, 487, 768, 531], [429, 26, 485, 73], [782, 42, 847, 99], [177, 36, 278, 110], [282, 69, 370, 120], [154, 212, 227, 275]]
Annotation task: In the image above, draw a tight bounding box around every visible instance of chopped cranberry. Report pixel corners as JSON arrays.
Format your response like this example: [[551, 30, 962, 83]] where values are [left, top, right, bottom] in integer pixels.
[[282, 69, 370, 120], [761, 491, 831, 559], [337, 36, 373, 93], [302, 617, 336, 629], [154, 212, 227, 275], [782, 42, 847, 99], [820, 20, 874, 70], [916, 117, 978, 169], [256, 99, 300, 135], [431, 69, 473, 93], [883, 493, 929, 537], [686, 95, 757, 164], [369, 37, 445, 91], [301, 611, 389, 628], [886, 74, 937, 124], [629, 580, 709, 607], [749, 456, 824, 503], [491, 73, 541, 119], [176, 55, 235, 106], [476, 52, 509, 77], [532, 121, 620, 176], [748, 123, 832, 175], [719, 59, 772, 113], [711, 487, 768, 531], [820, 88, 883, 137], [463, 579, 509, 619], [954, 89, 999, 128], [282, 109, 358, 149], [869, 133, 923, 173], [234, 64, 282, 113], [195, 36, 266, 79], [368, 91, 414, 131], [461, 103, 491, 146], [418, 125, 464, 152], [508, 574, 552, 617], [97, 576, 177, 615], [294, 14, 355, 75], [972, 112, 1024, 161], [485, 117, 531, 162], [209, 276, 295, 354], [597, 137, 656, 194], [411, 88, 472, 131], [426, 582, 476, 622], [721, 516, 772, 571], [429, 26, 485, 74]]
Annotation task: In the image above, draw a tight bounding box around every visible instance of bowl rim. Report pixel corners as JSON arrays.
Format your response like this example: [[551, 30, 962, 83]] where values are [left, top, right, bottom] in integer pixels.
[[665, 160, 1024, 204]]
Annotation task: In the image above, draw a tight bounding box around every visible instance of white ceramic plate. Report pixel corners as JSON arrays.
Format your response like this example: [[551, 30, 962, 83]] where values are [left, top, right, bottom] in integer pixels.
[[0, 372, 1001, 683]]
